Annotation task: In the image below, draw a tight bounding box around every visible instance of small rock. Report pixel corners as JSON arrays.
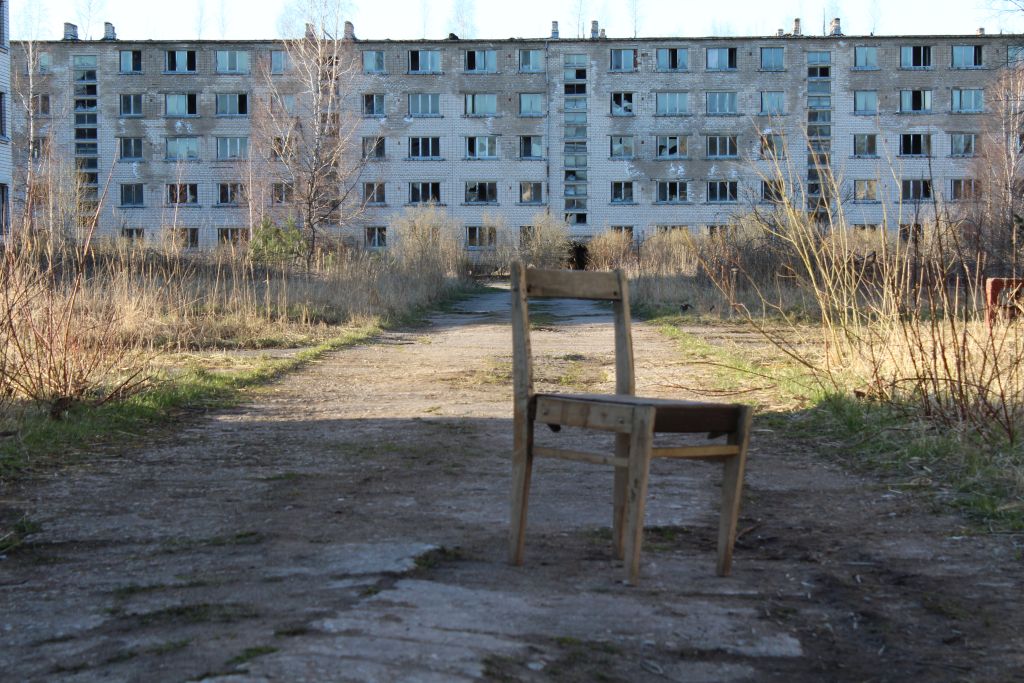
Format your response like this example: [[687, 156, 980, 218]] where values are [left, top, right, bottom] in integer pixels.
[[526, 661, 545, 671]]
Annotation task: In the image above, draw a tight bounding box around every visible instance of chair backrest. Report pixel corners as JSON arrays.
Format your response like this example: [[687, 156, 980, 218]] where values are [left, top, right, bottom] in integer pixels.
[[511, 262, 635, 415]]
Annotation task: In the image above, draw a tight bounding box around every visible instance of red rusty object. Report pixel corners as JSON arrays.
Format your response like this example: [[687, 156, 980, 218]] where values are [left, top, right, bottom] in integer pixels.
[[985, 278, 1024, 328]]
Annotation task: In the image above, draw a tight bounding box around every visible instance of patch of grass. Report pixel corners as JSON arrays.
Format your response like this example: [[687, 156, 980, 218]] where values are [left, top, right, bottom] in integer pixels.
[[149, 639, 192, 655], [0, 324, 379, 481], [413, 546, 464, 571], [274, 625, 311, 637], [133, 602, 260, 626], [0, 516, 41, 554], [226, 646, 278, 667]]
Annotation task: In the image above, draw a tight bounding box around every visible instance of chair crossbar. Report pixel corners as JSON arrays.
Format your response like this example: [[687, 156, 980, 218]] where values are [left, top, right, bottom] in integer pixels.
[[651, 445, 741, 460]]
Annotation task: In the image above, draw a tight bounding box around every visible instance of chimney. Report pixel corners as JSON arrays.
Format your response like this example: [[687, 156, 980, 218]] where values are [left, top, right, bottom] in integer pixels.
[[793, 18, 801, 36], [63, 22, 79, 40], [978, 27, 985, 35], [343, 21, 356, 40], [305, 22, 316, 40], [777, 28, 784, 37], [103, 22, 116, 40], [829, 17, 842, 36], [591, 20, 599, 39], [551, 21, 559, 39], [599, 28, 606, 39]]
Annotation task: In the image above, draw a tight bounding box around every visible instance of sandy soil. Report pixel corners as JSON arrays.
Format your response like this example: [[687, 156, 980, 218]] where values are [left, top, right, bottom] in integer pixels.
[[1, 287, 1021, 682]]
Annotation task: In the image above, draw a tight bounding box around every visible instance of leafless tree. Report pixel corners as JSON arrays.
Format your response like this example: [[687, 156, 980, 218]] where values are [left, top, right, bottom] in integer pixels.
[[74, 0, 106, 40], [195, 0, 206, 39], [251, 0, 368, 267]]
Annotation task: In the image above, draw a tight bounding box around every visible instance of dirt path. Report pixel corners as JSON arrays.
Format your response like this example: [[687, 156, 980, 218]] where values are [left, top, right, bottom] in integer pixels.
[[1, 287, 1022, 682]]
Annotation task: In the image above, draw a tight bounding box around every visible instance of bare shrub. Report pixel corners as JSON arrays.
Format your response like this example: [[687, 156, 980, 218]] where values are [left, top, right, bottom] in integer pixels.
[[587, 229, 636, 271]]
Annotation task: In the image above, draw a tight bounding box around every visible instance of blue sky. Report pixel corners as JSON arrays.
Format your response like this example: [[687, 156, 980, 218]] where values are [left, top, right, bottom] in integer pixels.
[[12, 0, 1024, 41]]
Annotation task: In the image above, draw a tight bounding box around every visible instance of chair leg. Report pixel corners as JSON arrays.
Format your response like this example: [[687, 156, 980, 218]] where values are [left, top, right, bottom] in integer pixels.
[[716, 406, 753, 576], [623, 406, 656, 584], [612, 433, 630, 560], [509, 416, 535, 566]]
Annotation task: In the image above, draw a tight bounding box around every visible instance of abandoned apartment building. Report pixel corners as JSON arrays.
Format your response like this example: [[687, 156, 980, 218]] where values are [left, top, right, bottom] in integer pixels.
[[10, 17, 1019, 250]]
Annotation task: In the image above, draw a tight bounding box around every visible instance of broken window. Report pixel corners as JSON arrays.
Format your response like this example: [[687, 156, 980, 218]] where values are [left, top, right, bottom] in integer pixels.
[[760, 134, 784, 158], [410, 182, 441, 204], [520, 136, 542, 159], [762, 180, 784, 203], [409, 49, 441, 73], [466, 135, 498, 159], [656, 92, 688, 115], [121, 228, 144, 241], [119, 50, 142, 73], [271, 182, 294, 204], [901, 179, 932, 201], [519, 181, 543, 203], [610, 181, 634, 203], [167, 183, 198, 204], [409, 137, 441, 159], [656, 181, 688, 203], [466, 226, 497, 249], [171, 228, 199, 249], [363, 182, 386, 205], [900, 45, 932, 68], [465, 50, 497, 73], [706, 91, 737, 115], [165, 50, 196, 73], [854, 133, 877, 157], [707, 181, 738, 203], [215, 93, 248, 116], [900, 134, 931, 157], [363, 93, 386, 116], [950, 178, 980, 201], [854, 180, 878, 201], [218, 228, 249, 244], [609, 135, 634, 158], [464, 181, 497, 203], [218, 183, 245, 205], [610, 48, 638, 72], [215, 50, 249, 74], [362, 136, 385, 159], [1010, 46, 1024, 64], [365, 226, 387, 249], [950, 133, 977, 156], [165, 93, 198, 117], [519, 49, 543, 72], [656, 48, 688, 71], [656, 135, 687, 158], [706, 47, 737, 71], [900, 90, 932, 113], [611, 92, 634, 116]]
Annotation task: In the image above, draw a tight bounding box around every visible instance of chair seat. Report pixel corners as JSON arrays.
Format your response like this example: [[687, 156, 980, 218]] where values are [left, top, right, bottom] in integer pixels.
[[532, 392, 742, 434]]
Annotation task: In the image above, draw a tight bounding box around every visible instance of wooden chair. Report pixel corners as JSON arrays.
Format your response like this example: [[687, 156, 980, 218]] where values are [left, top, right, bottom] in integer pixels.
[[509, 263, 753, 583]]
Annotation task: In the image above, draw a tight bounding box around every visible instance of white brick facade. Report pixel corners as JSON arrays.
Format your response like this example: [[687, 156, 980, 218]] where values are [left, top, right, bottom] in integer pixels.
[[10, 23, 1021, 249]]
